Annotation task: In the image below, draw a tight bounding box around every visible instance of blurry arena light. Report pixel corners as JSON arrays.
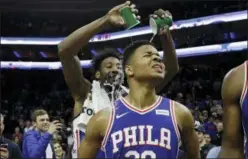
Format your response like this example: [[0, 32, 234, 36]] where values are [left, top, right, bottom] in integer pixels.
[[1, 10, 247, 45], [90, 49, 97, 56], [39, 51, 47, 58], [13, 51, 21, 58], [117, 48, 124, 54], [1, 41, 247, 70]]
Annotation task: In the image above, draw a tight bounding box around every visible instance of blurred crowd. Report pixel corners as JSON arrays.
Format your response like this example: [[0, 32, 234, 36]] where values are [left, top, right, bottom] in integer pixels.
[[1, 63, 231, 158], [1, 1, 247, 37], [0, 0, 247, 158]]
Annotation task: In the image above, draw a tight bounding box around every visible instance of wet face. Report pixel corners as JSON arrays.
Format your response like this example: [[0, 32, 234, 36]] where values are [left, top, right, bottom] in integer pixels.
[[97, 57, 123, 86], [34, 114, 50, 132], [126, 45, 165, 84]]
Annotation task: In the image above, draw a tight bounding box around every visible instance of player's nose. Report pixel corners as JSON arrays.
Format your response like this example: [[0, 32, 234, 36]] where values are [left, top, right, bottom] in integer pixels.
[[111, 70, 119, 77], [111, 65, 120, 74], [152, 55, 162, 63]]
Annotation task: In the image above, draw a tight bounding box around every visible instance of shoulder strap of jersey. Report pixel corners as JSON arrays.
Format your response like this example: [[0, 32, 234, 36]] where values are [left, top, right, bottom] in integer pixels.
[[101, 107, 116, 148], [240, 61, 248, 105]]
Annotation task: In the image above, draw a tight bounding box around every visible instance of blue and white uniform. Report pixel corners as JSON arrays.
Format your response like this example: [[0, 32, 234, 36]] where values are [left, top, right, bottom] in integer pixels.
[[102, 96, 181, 158], [240, 61, 248, 159]]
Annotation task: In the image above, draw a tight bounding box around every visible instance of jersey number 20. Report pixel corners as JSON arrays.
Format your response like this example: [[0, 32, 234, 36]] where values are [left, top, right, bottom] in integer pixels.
[[125, 150, 156, 158]]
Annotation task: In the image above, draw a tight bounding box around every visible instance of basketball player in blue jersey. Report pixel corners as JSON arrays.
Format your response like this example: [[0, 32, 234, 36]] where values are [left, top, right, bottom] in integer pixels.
[[78, 39, 199, 158], [58, 1, 179, 158], [218, 60, 248, 159]]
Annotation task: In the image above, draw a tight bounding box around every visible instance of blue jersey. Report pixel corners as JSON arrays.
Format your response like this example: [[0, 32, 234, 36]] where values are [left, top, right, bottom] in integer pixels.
[[241, 61, 248, 159], [102, 96, 181, 159]]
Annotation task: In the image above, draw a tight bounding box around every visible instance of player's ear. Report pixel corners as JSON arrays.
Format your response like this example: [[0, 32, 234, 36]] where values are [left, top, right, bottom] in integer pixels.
[[125, 65, 134, 76], [33, 121, 37, 127], [95, 71, 100, 79]]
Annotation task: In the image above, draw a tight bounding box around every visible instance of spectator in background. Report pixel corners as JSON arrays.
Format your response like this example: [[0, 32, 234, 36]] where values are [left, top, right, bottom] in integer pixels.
[[12, 127, 22, 144], [12, 136, 21, 148], [215, 104, 223, 117], [211, 111, 218, 119], [24, 120, 33, 133], [204, 133, 212, 145], [175, 92, 184, 103], [18, 119, 25, 133], [195, 125, 206, 148], [212, 121, 223, 146], [201, 109, 209, 122], [206, 146, 221, 159], [203, 115, 217, 138], [53, 140, 65, 159], [0, 113, 22, 159], [22, 109, 63, 159], [195, 125, 215, 159]]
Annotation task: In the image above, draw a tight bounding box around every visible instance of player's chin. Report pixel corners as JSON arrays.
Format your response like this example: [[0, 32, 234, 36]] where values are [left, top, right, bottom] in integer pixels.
[[109, 78, 122, 85], [148, 74, 164, 83], [151, 72, 165, 79]]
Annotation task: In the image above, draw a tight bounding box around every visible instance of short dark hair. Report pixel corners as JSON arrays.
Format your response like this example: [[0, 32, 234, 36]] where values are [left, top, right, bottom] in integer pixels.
[[122, 40, 155, 68], [31, 109, 48, 122], [91, 48, 121, 75]]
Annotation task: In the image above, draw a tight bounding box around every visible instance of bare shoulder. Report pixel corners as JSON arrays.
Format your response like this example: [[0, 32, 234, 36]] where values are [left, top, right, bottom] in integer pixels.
[[173, 101, 191, 115], [172, 101, 194, 131], [222, 62, 245, 102], [87, 107, 112, 137]]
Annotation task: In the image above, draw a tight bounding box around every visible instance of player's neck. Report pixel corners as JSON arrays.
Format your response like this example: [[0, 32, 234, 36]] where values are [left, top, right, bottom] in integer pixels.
[[102, 85, 121, 101], [126, 81, 158, 109], [103, 84, 120, 93]]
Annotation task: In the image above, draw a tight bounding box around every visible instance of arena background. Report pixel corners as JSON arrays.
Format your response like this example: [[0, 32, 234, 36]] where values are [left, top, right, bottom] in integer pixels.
[[0, 0, 247, 158]]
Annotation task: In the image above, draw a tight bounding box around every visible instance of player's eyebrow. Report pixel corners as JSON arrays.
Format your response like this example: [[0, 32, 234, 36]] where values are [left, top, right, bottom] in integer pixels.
[[145, 51, 159, 56]]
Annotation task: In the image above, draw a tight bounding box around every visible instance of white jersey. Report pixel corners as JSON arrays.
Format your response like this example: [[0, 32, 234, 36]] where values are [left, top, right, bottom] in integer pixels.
[[72, 81, 129, 158], [71, 97, 95, 158]]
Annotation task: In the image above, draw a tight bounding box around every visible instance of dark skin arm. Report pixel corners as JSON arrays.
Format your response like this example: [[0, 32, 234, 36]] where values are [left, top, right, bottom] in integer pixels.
[[218, 63, 244, 158], [174, 102, 200, 159], [78, 108, 110, 158], [153, 9, 179, 94], [58, 1, 136, 117], [58, 17, 108, 117]]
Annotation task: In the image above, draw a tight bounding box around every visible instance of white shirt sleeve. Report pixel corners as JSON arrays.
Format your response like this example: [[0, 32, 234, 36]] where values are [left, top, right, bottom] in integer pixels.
[[206, 146, 221, 159]]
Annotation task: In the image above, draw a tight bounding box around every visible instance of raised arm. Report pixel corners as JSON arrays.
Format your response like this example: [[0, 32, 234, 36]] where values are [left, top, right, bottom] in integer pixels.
[[153, 9, 179, 93], [58, 1, 137, 117], [218, 64, 244, 158], [58, 16, 110, 117], [174, 102, 200, 159], [22, 132, 52, 158]]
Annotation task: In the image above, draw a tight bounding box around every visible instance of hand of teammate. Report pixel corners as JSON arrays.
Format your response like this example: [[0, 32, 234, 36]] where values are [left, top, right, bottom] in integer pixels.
[[150, 9, 173, 35], [0, 147, 9, 159], [106, 1, 140, 28], [47, 120, 63, 134]]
